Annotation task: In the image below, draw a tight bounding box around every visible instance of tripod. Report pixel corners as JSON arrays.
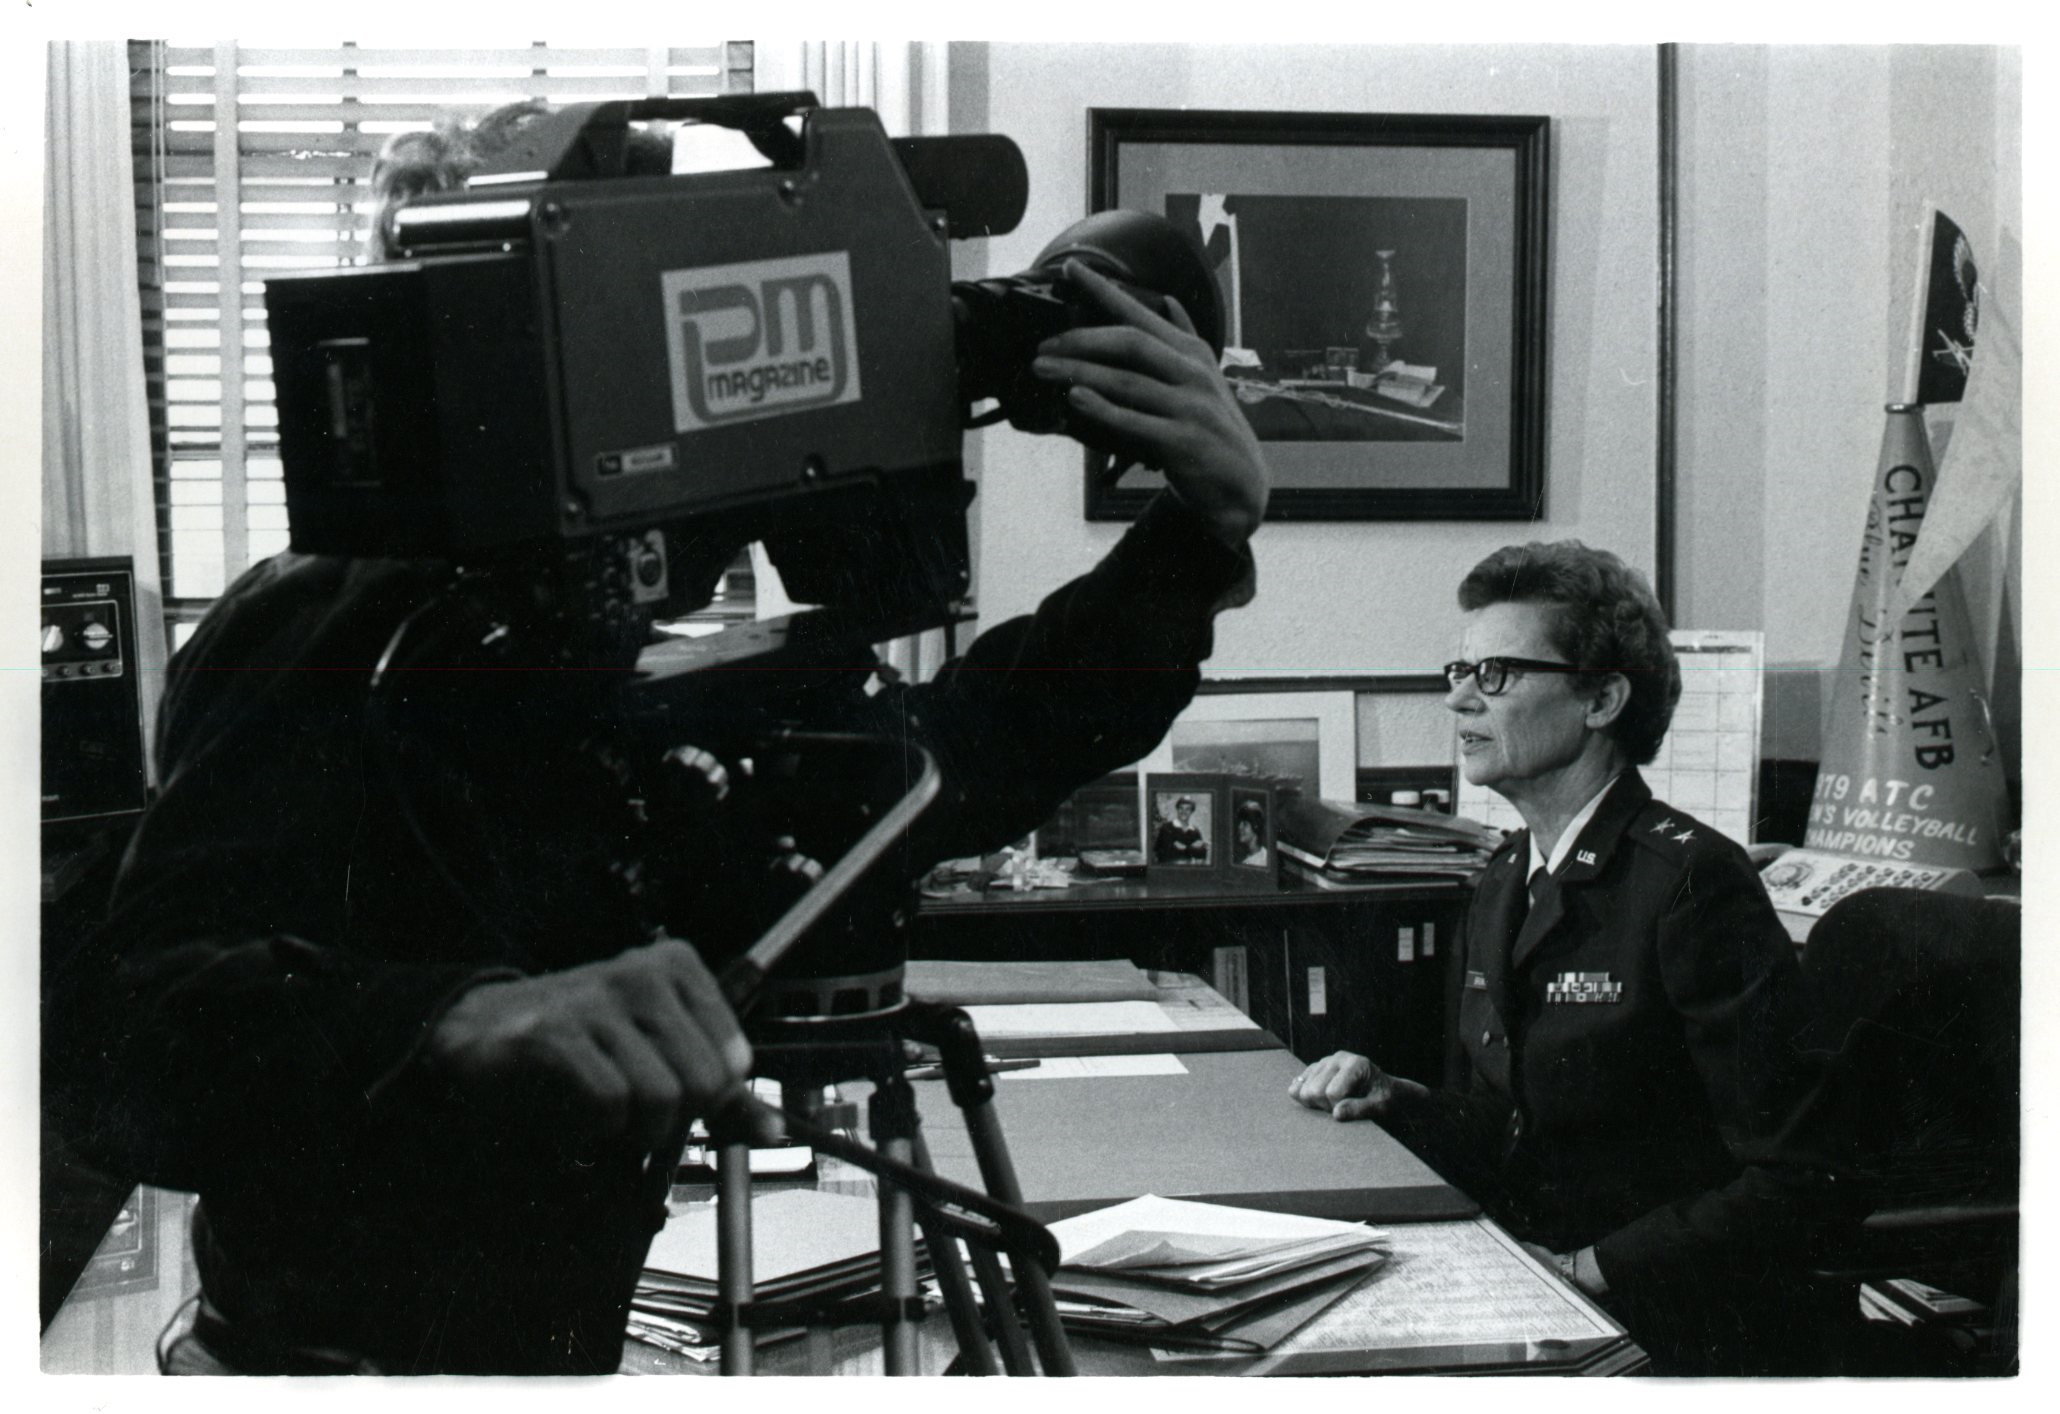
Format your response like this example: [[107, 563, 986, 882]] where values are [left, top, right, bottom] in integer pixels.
[[704, 1001, 1076, 1375], [618, 727, 1074, 1374]]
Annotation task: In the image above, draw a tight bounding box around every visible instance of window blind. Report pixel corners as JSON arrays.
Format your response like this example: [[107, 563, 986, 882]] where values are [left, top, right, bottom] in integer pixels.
[[128, 40, 756, 625]]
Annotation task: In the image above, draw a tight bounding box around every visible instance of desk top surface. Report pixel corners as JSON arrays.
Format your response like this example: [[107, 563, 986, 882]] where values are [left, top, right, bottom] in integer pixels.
[[42, 966, 1625, 1376], [915, 1046, 1471, 1224]]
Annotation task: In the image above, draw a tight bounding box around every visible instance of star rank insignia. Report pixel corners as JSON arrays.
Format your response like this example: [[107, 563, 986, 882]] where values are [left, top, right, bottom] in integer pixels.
[[1672, 829, 1695, 843], [1651, 818, 1677, 834], [1547, 971, 1624, 1005]]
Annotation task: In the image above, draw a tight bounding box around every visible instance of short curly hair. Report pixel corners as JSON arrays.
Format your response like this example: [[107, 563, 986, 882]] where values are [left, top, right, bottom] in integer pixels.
[[1456, 541, 1681, 766], [365, 101, 673, 259]]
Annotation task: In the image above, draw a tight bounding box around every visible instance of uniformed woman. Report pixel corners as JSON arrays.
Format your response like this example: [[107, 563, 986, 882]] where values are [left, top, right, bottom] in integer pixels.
[[1289, 540, 1851, 1374]]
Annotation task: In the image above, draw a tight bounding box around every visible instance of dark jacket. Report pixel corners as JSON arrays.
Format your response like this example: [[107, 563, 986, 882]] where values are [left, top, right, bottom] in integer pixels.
[[56, 492, 1253, 1373], [1392, 771, 1854, 1371]]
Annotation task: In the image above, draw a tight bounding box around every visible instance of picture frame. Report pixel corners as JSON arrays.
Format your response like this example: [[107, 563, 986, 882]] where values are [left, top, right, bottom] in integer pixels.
[[1145, 773, 1227, 879], [1034, 770, 1146, 869], [1141, 689, 1357, 804], [1227, 782, 1279, 878], [1084, 108, 1550, 522]]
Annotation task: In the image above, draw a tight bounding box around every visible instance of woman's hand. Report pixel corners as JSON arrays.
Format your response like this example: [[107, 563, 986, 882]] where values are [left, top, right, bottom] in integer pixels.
[[1031, 260, 1269, 550], [1288, 1050, 1429, 1122]]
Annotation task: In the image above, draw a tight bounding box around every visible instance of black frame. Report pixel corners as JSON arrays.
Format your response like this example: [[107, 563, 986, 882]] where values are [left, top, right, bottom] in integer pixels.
[[1085, 107, 1550, 522]]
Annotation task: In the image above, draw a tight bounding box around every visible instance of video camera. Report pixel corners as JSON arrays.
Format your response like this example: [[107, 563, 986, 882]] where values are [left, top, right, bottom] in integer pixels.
[[264, 92, 1222, 672]]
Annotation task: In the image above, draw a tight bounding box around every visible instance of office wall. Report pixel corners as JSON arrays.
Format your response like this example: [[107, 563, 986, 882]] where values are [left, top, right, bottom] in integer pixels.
[[950, 43, 1662, 700], [1674, 44, 2022, 765], [950, 43, 2020, 781]]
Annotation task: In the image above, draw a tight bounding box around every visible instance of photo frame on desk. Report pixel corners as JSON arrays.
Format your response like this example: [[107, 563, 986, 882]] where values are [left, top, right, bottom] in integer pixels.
[[1227, 782, 1279, 877], [1141, 688, 1357, 805], [1146, 773, 1226, 879], [1084, 108, 1550, 522], [1035, 770, 1146, 873]]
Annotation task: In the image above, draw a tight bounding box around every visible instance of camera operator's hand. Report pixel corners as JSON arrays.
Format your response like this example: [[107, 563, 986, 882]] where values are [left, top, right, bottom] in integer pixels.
[[426, 936, 752, 1152], [1034, 259, 1269, 550], [1288, 1050, 1429, 1122]]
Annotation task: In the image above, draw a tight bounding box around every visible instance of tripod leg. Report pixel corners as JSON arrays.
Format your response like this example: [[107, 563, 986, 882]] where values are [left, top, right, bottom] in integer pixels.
[[909, 1131, 1000, 1375], [869, 1078, 921, 1375], [958, 1100, 1077, 1375], [716, 1136, 755, 1376], [903, 1000, 1077, 1375]]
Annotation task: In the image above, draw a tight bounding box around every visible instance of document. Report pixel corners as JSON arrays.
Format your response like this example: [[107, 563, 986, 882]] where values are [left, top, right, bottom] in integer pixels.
[[997, 1054, 1188, 1081], [1048, 1193, 1386, 1267], [962, 1000, 1179, 1038], [1227, 1219, 1616, 1363]]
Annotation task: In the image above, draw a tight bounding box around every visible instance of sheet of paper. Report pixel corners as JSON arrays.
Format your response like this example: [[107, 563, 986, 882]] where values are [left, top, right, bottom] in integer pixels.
[[997, 1054, 1188, 1081], [962, 1000, 1179, 1038], [1237, 1219, 1616, 1364], [1046, 1193, 1385, 1265], [646, 1189, 881, 1283]]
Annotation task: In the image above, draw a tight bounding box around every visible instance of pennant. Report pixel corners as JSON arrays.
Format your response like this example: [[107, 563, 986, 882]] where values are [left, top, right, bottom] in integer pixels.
[[1882, 227, 2023, 629], [1903, 205, 1981, 405], [1805, 406, 2009, 872]]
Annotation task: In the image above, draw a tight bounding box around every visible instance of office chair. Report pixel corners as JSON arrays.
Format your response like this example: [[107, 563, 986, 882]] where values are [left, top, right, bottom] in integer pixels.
[[1800, 886, 2020, 1376]]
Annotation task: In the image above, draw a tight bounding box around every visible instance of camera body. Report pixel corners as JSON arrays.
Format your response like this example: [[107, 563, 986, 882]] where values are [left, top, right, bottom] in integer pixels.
[[268, 99, 973, 663], [265, 95, 1220, 670]]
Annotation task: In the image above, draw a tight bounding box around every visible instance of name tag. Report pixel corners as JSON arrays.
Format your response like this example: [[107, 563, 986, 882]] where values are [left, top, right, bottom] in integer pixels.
[[1466, 970, 1488, 991], [1546, 970, 1623, 1005]]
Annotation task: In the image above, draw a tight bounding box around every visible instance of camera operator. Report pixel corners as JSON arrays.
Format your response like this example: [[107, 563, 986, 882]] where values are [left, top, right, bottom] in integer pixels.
[[49, 104, 1269, 1375]]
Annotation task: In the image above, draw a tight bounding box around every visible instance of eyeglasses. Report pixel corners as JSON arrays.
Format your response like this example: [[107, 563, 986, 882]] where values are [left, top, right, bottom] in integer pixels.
[[1442, 656, 1585, 697]]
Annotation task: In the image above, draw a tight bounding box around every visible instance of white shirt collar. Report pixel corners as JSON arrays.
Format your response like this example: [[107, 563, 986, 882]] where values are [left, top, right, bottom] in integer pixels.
[[1527, 773, 1623, 880]]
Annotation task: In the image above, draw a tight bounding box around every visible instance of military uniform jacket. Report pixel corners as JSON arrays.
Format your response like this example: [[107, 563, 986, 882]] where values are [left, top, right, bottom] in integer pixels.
[[1401, 771, 1845, 1314]]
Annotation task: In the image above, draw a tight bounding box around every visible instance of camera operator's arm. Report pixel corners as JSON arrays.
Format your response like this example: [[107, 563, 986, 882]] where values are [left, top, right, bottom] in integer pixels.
[[1033, 260, 1269, 550], [864, 264, 1270, 862]]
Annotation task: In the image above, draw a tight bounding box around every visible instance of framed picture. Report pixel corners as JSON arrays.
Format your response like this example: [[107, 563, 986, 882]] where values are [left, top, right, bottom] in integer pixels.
[[1084, 108, 1550, 521], [1035, 770, 1145, 868], [1227, 783, 1278, 876], [1141, 689, 1357, 804], [1146, 773, 1226, 878]]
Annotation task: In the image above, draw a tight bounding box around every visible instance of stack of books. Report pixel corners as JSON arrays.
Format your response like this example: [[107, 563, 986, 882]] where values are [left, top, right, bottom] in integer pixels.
[[630, 1188, 923, 1361], [1859, 1276, 1992, 1337], [1039, 1194, 1389, 1355], [1276, 796, 1504, 890]]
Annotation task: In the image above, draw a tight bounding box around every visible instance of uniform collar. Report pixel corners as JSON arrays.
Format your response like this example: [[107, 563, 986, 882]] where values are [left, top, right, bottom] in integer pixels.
[[1527, 771, 1625, 880], [1550, 769, 1652, 887]]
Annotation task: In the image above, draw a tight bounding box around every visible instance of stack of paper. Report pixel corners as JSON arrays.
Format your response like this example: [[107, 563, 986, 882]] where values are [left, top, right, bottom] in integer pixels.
[[1041, 1195, 1389, 1354], [630, 1188, 923, 1360], [1277, 796, 1503, 889]]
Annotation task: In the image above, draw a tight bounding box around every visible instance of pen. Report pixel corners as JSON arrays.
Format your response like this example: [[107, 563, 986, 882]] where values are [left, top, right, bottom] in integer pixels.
[[904, 1056, 1041, 1081]]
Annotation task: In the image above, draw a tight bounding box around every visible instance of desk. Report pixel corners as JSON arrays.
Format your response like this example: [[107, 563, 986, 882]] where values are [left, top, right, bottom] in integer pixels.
[[41, 969, 1641, 1376], [917, 876, 1468, 1082]]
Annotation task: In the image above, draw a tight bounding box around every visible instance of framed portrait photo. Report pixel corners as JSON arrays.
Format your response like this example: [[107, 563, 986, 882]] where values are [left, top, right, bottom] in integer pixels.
[[1085, 108, 1550, 522], [1145, 773, 1226, 880], [1227, 783, 1279, 878]]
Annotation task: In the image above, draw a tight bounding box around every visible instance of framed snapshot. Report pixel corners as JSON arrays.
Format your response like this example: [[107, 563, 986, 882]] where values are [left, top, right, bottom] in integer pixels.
[[1141, 688, 1357, 804], [1146, 773, 1226, 878], [1085, 108, 1549, 521], [1227, 782, 1278, 876], [1035, 770, 1146, 872]]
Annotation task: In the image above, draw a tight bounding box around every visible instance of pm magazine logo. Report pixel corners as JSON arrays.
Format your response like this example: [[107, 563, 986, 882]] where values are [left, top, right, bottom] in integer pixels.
[[661, 251, 862, 432]]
